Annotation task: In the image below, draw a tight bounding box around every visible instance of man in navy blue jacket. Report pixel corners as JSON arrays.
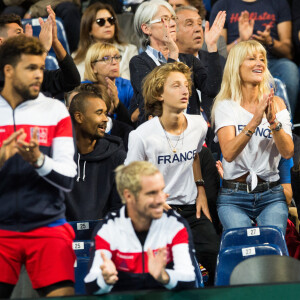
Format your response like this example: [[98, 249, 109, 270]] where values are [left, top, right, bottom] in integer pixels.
[[66, 91, 126, 221], [0, 36, 77, 297]]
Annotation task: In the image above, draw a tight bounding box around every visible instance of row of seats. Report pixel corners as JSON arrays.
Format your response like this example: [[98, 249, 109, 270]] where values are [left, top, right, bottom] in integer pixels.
[[69, 220, 204, 295], [70, 220, 99, 294], [69, 221, 291, 293], [215, 226, 289, 286]]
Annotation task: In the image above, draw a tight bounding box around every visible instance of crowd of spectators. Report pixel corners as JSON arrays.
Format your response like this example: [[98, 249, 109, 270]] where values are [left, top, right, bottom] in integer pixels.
[[0, 0, 299, 297]]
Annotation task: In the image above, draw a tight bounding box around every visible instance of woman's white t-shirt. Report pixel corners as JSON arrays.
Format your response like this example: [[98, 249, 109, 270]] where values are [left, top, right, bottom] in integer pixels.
[[125, 114, 208, 205], [214, 99, 293, 190]]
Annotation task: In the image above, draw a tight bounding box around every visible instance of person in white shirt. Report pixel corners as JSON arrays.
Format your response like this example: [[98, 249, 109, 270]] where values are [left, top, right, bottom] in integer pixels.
[[125, 61, 220, 285], [211, 39, 294, 234]]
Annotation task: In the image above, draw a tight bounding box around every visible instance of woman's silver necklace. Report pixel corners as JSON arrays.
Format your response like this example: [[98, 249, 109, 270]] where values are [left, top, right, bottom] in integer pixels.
[[159, 118, 184, 153]]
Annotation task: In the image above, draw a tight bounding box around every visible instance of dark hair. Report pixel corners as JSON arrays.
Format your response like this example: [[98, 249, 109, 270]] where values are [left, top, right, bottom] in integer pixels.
[[0, 14, 22, 34], [0, 36, 45, 75], [171, 0, 206, 19], [65, 83, 111, 112], [186, 0, 206, 19], [74, 2, 124, 64], [69, 90, 109, 124]]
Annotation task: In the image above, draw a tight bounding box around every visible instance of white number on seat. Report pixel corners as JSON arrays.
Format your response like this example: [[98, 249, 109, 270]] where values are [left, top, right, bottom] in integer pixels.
[[77, 222, 89, 230], [73, 242, 84, 250], [247, 228, 260, 236], [242, 247, 256, 256]]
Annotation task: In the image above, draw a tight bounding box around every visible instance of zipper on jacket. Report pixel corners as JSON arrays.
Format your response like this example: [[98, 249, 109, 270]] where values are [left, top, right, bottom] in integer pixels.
[[12, 109, 20, 231], [142, 244, 145, 274], [13, 109, 17, 132]]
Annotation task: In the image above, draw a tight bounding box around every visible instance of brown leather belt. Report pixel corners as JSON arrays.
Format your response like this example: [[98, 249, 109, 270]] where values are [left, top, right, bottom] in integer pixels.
[[222, 179, 281, 193]]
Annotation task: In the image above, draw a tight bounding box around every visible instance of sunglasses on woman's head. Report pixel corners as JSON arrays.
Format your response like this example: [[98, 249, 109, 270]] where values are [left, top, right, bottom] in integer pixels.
[[96, 16, 116, 27]]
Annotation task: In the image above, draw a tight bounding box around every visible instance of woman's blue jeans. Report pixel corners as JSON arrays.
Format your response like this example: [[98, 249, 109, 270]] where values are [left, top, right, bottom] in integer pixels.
[[217, 184, 288, 234]]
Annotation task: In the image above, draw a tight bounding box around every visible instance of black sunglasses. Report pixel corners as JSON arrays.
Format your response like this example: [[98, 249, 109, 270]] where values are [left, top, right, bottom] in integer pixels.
[[96, 16, 116, 27]]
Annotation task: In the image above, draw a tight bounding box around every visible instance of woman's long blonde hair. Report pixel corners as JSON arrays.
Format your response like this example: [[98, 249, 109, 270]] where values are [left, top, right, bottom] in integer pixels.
[[211, 40, 274, 124]]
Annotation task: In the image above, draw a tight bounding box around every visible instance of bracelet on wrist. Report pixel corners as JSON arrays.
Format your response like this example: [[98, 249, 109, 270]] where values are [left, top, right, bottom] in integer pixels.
[[242, 128, 254, 137], [195, 179, 205, 187]]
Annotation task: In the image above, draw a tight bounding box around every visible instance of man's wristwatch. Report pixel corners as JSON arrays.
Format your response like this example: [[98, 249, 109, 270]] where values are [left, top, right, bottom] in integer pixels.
[[195, 179, 205, 187], [33, 153, 45, 169]]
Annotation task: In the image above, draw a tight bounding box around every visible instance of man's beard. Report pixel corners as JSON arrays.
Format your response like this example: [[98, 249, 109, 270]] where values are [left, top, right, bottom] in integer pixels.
[[92, 132, 104, 140], [13, 83, 40, 101]]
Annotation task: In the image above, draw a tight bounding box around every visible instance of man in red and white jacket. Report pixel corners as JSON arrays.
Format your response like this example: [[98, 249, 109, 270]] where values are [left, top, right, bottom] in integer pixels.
[[84, 161, 196, 295], [0, 36, 77, 297]]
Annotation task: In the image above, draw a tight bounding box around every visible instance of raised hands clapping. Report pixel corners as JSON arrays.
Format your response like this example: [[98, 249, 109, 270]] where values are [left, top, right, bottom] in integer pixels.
[[205, 10, 226, 52], [238, 10, 254, 42]]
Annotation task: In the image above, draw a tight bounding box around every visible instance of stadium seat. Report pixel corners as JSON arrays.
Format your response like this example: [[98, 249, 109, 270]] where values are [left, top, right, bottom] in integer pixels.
[[45, 55, 59, 70], [273, 77, 300, 129], [69, 220, 101, 240], [215, 244, 283, 286], [220, 226, 289, 256], [273, 78, 292, 120], [73, 240, 93, 258], [230, 255, 300, 285], [21, 17, 70, 57], [74, 257, 90, 295]]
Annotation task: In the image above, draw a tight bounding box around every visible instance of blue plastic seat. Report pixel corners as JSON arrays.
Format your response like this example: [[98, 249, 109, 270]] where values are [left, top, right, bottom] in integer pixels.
[[45, 55, 59, 70], [73, 240, 93, 258], [273, 77, 300, 128], [21, 17, 70, 56], [215, 243, 283, 286], [69, 220, 101, 240], [220, 226, 289, 256], [273, 78, 292, 119], [74, 257, 90, 295]]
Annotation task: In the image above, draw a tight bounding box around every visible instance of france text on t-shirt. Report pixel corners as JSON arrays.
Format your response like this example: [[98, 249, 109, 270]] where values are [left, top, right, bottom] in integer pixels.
[[158, 149, 197, 165], [238, 124, 272, 139]]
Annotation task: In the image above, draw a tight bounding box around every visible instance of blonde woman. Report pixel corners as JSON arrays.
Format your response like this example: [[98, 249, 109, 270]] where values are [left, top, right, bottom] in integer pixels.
[[211, 40, 294, 234], [84, 42, 133, 112]]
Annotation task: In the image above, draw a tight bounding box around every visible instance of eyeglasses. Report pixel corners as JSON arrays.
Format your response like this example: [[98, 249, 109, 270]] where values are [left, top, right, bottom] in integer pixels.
[[95, 16, 116, 27], [93, 55, 122, 64], [148, 15, 178, 25]]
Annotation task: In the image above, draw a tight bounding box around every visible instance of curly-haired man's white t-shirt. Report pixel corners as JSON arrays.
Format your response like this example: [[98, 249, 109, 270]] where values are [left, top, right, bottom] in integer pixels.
[[125, 114, 208, 205]]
